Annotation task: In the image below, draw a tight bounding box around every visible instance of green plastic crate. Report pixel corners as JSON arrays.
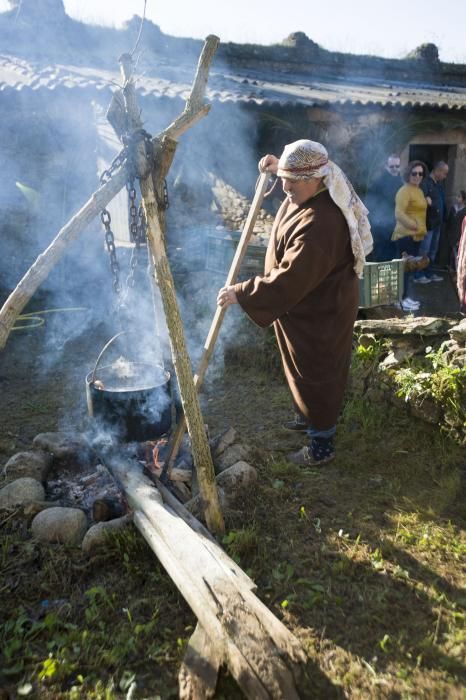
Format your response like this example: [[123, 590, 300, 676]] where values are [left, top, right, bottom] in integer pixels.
[[207, 235, 404, 307], [206, 233, 266, 279], [359, 259, 405, 308]]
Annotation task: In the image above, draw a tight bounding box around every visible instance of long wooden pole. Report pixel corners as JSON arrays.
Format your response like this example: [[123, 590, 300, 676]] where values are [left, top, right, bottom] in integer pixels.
[[120, 41, 225, 536], [166, 172, 270, 470]]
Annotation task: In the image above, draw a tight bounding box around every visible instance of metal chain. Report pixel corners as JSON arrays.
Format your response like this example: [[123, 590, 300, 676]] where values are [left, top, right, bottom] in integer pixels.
[[127, 179, 139, 242], [99, 131, 159, 294], [126, 188, 148, 289], [100, 147, 128, 185], [99, 147, 128, 296], [100, 209, 121, 294]]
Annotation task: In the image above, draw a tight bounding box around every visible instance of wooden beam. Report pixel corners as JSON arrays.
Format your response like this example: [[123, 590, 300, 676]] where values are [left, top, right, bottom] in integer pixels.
[[178, 622, 222, 700], [106, 451, 306, 699], [161, 36, 219, 141], [119, 41, 224, 535]]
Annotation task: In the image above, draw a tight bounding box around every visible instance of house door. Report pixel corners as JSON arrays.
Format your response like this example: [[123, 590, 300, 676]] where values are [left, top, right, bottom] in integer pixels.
[[408, 144, 450, 172]]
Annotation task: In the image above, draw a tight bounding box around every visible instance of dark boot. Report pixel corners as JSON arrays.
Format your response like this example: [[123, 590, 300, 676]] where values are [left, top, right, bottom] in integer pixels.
[[287, 435, 335, 465]]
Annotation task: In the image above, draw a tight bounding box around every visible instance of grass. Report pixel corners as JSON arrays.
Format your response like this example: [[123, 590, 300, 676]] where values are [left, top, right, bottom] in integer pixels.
[[0, 330, 465, 698]]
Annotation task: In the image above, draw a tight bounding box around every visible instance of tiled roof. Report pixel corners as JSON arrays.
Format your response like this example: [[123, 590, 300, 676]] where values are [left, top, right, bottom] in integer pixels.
[[1, 54, 465, 111]]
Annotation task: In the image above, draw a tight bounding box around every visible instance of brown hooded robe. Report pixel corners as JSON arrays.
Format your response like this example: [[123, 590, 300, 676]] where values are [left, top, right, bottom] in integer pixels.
[[234, 189, 359, 430]]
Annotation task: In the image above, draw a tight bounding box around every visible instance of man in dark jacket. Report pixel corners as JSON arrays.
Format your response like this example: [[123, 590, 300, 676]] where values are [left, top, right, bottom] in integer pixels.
[[366, 154, 402, 261], [415, 161, 449, 283]]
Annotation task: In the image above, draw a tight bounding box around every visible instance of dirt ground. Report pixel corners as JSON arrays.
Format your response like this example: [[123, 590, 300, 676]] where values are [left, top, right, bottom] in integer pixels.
[[0, 277, 465, 699]]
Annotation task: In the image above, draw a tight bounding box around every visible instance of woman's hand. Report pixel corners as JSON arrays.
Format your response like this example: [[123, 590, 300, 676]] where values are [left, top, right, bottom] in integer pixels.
[[426, 196, 432, 206], [258, 154, 279, 174], [217, 286, 238, 308]]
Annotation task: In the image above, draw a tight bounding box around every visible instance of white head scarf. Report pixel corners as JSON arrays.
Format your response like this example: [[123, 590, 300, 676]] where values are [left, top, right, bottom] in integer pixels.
[[277, 139, 373, 278]]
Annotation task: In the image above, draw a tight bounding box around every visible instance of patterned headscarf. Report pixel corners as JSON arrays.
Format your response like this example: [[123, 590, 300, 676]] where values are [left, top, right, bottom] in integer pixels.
[[277, 140, 373, 277]]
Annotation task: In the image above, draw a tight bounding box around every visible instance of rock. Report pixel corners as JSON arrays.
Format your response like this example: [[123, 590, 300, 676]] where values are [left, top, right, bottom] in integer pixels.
[[449, 318, 466, 343], [354, 317, 457, 337], [32, 432, 95, 466], [0, 478, 45, 508], [210, 427, 237, 458], [391, 337, 426, 355], [187, 461, 258, 517], [357, 333, 378, 349], [444, 347, 466, 369], [22, 500, 60, 518], [215, 443, 250, 472], [390, 392, 407, 411], [409, 396, 441, 424], [364, 386, 389, 404], [443, 408, 464, 429], [82, 515, 132, 555], [2, 450, 53, 485], [380, 345, 416, 368], [31, 507, 88, 546], [216, 460, 258, 492]]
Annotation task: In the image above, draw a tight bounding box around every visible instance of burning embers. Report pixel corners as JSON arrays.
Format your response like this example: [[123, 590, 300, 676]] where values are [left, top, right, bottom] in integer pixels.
[[140, 437, 193, 488]]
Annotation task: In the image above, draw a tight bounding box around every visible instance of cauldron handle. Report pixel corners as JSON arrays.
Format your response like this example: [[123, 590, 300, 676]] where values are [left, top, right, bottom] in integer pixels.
[[90, 330, 128, 384]]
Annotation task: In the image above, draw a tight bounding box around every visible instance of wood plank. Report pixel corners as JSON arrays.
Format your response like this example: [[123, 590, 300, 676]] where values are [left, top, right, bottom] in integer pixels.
[[179, 623, 222, 699], [106, 452, 306, 699]]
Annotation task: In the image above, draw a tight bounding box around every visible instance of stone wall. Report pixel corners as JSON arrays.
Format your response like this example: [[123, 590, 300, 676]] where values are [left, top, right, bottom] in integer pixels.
[[352, 317, 466, 445]]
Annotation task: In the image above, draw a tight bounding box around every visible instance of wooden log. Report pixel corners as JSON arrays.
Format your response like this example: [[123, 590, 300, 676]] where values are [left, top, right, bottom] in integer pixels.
[[0, 166, 128, 349], [119, 44, 224, 536], [161, 36, 219, 141], [166, 171, 270, 469], [178, 622, 222, 700], [106, 452, 306, 699], [155, 478, 256, 592], [139, 161, 224, 535]]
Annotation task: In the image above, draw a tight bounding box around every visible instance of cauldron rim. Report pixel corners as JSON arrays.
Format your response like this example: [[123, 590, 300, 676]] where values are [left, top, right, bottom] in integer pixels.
[[85, 361, 170, 395]]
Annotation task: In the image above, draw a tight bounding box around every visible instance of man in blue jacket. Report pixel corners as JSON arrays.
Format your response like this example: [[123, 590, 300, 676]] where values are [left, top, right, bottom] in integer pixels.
[[415, 161, 449, 283]]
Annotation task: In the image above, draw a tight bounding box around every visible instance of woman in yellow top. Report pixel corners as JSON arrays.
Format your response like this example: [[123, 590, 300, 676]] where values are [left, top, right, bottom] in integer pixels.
[[391, 161, 428, 311]]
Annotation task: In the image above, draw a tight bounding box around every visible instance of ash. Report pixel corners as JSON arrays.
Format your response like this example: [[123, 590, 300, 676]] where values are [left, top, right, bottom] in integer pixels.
[[46, 462, 124, 517]]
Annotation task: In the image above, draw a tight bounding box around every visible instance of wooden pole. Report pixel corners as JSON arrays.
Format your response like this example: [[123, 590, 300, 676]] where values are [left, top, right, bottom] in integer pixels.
[[0, 167, 128, 349], [120, 40, 224, 535], [166, 172, 270, 469]]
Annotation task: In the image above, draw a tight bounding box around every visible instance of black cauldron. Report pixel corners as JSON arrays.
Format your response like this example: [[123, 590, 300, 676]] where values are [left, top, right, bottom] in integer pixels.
[[86, 332, 172, 442]]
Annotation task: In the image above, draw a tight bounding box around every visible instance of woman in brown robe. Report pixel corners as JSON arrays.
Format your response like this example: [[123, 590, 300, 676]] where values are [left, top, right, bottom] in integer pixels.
[[218, 140, 372, 465]]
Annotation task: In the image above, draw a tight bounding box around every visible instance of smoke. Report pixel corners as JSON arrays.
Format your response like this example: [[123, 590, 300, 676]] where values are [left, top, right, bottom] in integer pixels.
[[0, 4, 288, 439]]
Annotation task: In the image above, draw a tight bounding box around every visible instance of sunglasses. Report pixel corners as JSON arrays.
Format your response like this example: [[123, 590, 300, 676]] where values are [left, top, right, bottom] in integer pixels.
[[388, 164, 400, 170], [410, 170, 424, 176]]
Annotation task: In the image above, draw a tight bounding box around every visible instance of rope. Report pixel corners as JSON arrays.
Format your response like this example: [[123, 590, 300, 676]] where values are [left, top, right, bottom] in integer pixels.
[[11, 307, 88, 332]]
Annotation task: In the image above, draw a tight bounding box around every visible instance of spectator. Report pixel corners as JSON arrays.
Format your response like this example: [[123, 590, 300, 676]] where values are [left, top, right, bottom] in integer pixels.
[[366, 154, 402, 261], [445, 190, 466, 270], [456, 215, 466, 313], [391, 160, 428, 311], [415, 161, 449, 283]]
